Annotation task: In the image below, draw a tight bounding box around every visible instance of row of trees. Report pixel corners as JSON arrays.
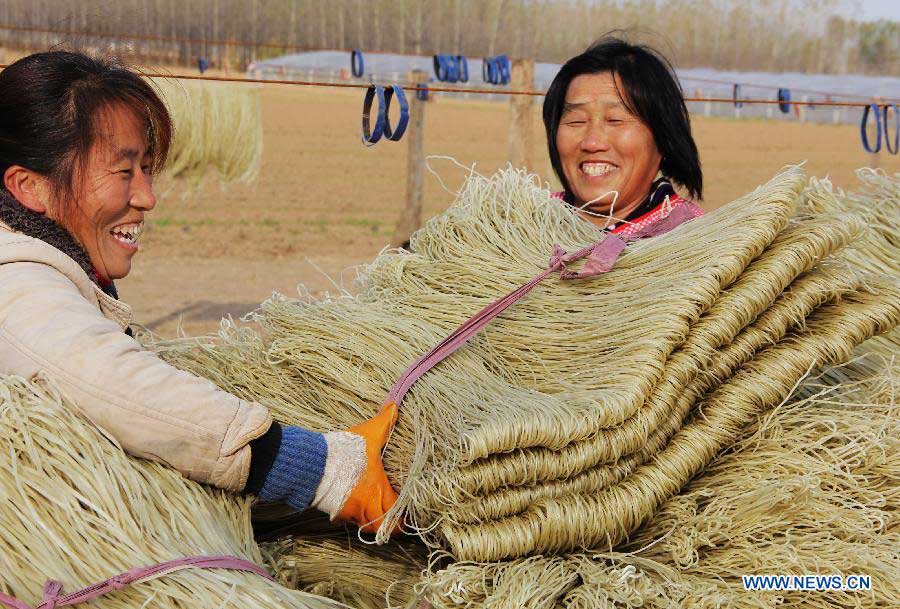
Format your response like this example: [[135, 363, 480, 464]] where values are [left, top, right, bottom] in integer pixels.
[[0, 0, 896, 75]]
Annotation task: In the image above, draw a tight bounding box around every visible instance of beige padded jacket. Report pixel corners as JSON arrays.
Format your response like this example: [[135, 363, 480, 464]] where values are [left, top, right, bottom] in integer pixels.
[[0, 221, 272, 491]]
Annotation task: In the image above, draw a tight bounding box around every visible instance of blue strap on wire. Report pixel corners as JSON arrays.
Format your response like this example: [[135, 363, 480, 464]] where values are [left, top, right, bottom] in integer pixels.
[[497, 55, 510, 84], [383, 85, 410, 141], [483, 57, 497, 83], [777, 88, 791, 113], [416, 81, 430, 102], [860, 103, 882, 154], [351, 49, 364, 78], [433, 55, 445, 81], [883, 104, 899, 155], [733, 83, 743, 109], [361, 84, 386, 146], [434, 54, 460, 83], [447, 56, 459, 82], [456, 55, 468, 83], [361, 85, 410, 145], [483, 55, 510, 85]]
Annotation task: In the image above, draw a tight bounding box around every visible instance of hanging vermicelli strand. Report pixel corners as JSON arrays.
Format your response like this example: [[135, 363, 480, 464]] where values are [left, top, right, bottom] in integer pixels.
[[150, 77, 262, 183]]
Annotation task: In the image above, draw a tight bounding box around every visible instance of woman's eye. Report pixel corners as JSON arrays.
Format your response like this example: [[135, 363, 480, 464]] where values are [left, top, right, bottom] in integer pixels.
[[564, 120, 586, 126], [118, 168, 133, 176]]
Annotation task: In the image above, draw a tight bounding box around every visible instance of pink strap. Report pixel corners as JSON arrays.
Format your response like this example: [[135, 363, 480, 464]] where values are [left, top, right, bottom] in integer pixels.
[[385, 204, 698, 407], [0, 556, 274, 609], [628, 202, 699, 239]]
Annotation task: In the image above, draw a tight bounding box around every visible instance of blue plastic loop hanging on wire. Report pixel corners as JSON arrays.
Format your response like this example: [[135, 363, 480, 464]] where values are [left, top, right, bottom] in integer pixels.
[[416, 82, 430, 102], [483, 57, 497, 83], [733, 83, 743, 108], [434, 54, 459, 83], [351, 49, 364, 78], [883, 104, 899, 155], [483, 55, 510, 85], [860, 103, 882, 153], [361, 85, 387, 146], [777, 88, 791, 113], [496, 55, 510, 84], [383, 85, 410, 142], [197, 57, 210, 74], [456, 55, 469, 83], [447, 56, 459, 82]]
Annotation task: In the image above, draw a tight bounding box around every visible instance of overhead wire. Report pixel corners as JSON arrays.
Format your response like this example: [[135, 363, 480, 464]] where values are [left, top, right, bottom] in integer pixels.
[[678, 74, 887, 102], [0, 63, 881, 108], [1, 22, 897, 105]]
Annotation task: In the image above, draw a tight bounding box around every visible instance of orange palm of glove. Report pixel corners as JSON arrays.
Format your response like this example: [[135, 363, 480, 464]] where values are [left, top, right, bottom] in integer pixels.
[[336, 402, 401, 534]]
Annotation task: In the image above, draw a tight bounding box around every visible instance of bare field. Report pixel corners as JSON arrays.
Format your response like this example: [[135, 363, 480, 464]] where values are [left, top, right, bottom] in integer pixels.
[[21, 80, 898, 336]]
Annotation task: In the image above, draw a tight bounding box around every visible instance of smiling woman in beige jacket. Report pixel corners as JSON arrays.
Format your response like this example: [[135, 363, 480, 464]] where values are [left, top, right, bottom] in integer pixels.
[[0, 50, 398, 533]]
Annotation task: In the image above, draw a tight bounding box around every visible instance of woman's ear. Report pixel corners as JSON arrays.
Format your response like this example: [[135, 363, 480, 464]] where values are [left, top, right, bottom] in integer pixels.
[[3, 165, 50, 214]]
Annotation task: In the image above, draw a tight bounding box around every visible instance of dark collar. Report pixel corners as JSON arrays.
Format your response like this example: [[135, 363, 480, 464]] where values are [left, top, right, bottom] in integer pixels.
[[625, 177, 678, 222], [0, 188, 119, 300]]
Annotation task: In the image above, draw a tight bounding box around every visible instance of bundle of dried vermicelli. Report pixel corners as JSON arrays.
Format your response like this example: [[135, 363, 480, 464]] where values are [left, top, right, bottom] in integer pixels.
[[150, 77, 262, 183], [441, 284, 899, 561], [419, 353, 899, 609], [0, 374, 342, 608], [411, 166, 899, 600], [148, 166, 898, 564], [802, 168, 899, 366], [261, 515, 428, 609]]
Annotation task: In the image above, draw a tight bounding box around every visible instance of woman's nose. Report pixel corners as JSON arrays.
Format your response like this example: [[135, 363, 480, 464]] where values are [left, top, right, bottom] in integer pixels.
[[580, 122, 610, 152], [130, 171, 157, 210]]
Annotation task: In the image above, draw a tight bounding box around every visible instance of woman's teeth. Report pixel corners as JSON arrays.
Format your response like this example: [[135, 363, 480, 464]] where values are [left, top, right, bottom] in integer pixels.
[[582, 163, 615, 177], [111, 223, 143, 245]]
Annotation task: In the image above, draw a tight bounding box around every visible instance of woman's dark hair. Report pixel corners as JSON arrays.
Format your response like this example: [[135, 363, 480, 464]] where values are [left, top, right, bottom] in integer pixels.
[[543, 36, 702, 201], [0, 51, 172, 208]]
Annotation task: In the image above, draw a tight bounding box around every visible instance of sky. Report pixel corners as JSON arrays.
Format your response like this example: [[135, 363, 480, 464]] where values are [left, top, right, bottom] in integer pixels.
[[850, 0, 899, 21]]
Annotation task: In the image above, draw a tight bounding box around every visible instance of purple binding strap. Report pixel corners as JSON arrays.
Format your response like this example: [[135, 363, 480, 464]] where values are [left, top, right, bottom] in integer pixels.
[[385, 203, 697, 407], [0, 556, 274, 609]]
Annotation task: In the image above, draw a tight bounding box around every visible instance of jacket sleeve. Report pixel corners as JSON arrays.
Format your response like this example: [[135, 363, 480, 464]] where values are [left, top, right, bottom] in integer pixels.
[[0, 261, 272, 492]]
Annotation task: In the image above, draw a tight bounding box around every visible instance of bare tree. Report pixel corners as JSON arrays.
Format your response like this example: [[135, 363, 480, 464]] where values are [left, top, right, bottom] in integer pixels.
[[0, 0, 893, 75]]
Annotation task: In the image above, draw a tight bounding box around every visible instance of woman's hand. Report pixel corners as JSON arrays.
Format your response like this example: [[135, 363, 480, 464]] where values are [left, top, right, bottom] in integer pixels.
[[335, 402, 401, 533]]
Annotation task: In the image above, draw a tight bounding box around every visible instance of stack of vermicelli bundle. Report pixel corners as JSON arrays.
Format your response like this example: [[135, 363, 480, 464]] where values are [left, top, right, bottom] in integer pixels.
[[418, 352, 899, 609], [150, 167, 897, 564], [4, 167, 894, 609]]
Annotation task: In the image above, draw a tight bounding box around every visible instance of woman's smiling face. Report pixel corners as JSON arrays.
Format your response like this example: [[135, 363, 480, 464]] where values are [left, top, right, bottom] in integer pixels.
[[59, 104, 157, 281], [556, 72, 662, 221]]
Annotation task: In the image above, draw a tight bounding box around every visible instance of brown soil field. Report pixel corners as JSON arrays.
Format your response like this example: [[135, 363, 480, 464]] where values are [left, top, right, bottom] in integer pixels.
[[122, 84, 898, 337], [3, 50, 896, 337]]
